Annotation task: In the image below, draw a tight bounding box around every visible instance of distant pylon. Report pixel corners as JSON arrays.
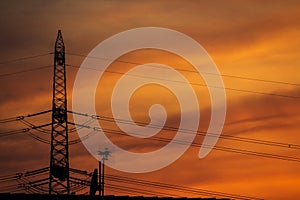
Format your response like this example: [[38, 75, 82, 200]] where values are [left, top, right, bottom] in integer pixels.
[[49, 30, 70, 194]]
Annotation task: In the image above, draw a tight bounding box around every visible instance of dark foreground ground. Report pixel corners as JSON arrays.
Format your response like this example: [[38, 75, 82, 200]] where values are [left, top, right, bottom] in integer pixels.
[[0, 193, 230, 200]]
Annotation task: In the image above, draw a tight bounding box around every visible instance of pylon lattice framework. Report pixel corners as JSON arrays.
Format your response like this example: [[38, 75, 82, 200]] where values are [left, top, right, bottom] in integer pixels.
[[49, 30, 70, 195]]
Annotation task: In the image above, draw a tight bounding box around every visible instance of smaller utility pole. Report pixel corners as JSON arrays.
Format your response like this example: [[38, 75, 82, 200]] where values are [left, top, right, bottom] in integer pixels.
[[98, 148, 111, 199], [98, 160, 101, 198]]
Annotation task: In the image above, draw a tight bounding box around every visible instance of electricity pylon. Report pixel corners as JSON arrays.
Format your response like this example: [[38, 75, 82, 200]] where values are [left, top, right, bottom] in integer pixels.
[[49, 30, 70, 194]]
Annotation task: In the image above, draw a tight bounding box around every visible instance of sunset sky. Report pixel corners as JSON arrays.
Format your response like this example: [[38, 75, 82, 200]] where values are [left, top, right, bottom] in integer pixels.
[[0, 0, 300, 199]]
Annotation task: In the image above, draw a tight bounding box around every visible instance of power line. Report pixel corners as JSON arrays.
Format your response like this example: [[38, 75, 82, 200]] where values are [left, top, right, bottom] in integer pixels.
[[69, 111, 300, 150], [69, 130, 97, 145], [0, 128, 30, 138], [68, 121, 300, 163], [0, 51, 297, 90], [106, 185, 159, 197], [25, 130, 50, 144], [0, 65, 52, 77], [0, 110, 52, 124], [106, 174, 262, 200], [17, 118, 52, 134], [106, 184, 181, 197], [0, 110, 52, 142], [0, 53, 298, 99], [0, 127, 50, 144], [101, 127, 300, 163], [66, 52, 300, 87], [1, 110, 299, 163], [0, 167, 93, 195], [1, 51, 298, 88], [66, 64, 300, 99], [0, 53, 52, 65], [3, 117, 299, 163]]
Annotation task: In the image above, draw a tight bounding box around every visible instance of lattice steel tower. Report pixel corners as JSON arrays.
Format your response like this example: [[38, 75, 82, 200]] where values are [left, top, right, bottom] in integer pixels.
[[49, 30, 70, 194]]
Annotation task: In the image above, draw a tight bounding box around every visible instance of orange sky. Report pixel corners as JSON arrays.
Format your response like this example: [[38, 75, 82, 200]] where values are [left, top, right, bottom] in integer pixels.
[[0, 0, 300, 199]]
